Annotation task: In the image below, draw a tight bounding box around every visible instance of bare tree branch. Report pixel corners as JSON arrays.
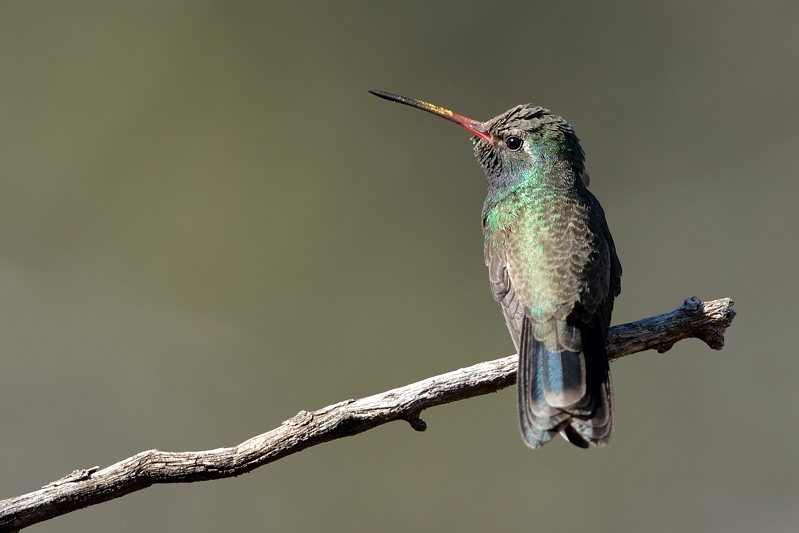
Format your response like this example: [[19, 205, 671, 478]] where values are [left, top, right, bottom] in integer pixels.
[[0, 297, 735, 532]]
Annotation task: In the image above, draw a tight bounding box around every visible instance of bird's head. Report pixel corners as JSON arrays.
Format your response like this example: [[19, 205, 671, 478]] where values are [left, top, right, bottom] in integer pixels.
[[369, 91, 589, 197]]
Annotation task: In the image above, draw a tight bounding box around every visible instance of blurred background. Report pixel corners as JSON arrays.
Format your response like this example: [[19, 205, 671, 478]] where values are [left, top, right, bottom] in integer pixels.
[[0, 1, 796, 531]]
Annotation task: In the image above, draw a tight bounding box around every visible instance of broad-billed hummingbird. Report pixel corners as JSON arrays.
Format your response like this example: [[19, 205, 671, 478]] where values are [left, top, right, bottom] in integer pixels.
[[370, 90, 622, 448]]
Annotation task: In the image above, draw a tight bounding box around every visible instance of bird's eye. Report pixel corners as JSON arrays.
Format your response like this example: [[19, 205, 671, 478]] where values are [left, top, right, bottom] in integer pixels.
[[505, 136, 523, 151]]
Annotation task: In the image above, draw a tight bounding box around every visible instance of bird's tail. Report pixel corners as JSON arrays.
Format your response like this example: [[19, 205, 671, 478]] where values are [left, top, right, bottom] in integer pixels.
[[517, 316, 613, 448]]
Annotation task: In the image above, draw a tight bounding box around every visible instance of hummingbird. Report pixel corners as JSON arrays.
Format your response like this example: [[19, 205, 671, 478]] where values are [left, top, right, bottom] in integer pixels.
[[370, 90, 622, 448]]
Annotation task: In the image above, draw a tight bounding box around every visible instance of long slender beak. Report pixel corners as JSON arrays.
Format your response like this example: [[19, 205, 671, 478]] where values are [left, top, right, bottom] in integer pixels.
[[369, 90, 492, 142]]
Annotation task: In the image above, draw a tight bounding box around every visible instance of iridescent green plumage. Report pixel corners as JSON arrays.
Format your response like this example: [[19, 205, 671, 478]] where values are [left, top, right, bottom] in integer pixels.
[[477, 105, 621, 447], [370, 91, 622, 448]]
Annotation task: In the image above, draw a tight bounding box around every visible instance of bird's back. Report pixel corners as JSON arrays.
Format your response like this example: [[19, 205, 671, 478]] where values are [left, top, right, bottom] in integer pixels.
[[484, 172, 621, 448]]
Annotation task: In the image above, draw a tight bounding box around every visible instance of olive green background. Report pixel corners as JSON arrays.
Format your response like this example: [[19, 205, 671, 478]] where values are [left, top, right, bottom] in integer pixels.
[[1, 1, 797, 532]]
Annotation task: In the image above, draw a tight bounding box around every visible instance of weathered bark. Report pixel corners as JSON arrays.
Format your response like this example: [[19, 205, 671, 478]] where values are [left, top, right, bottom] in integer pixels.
[[0, 297, 735, 532]]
